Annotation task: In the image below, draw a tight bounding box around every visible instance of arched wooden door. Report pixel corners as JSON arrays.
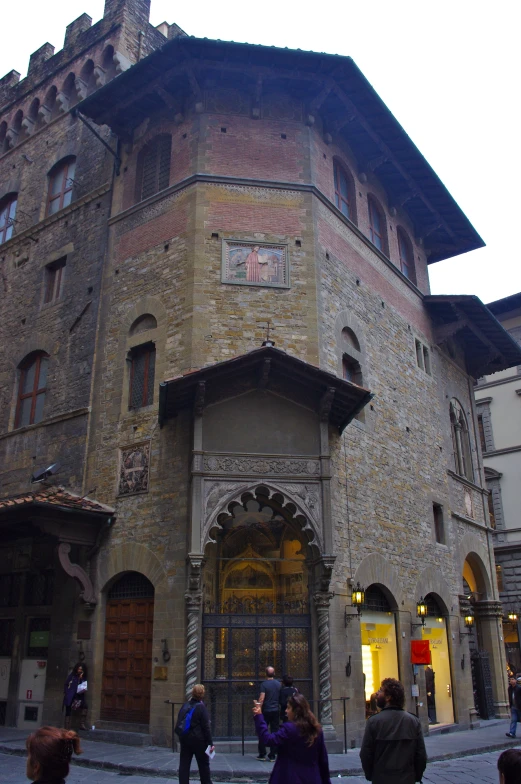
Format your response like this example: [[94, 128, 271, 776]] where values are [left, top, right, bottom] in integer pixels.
[[101, 572, 154, 724]]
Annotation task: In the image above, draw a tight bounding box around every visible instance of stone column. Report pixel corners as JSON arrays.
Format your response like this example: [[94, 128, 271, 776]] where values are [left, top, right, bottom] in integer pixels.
[[474, 599, 509, 718], [185, 591, 202, 699], [314, 591, 335, 733]]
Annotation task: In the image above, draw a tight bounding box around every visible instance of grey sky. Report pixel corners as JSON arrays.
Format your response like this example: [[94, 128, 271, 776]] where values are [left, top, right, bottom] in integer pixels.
[[2, 1, 518, 305]]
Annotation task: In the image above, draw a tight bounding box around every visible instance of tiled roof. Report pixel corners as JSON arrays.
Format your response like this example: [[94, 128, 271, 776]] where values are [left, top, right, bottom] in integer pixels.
[[0, 486, 114, 515]]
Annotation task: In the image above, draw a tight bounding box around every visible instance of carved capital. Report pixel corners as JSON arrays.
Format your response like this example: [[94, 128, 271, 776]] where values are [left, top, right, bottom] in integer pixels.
[[57, 543, 96, 604], [313, 591, 333, 612], [187, 553, 205, 592], [474, 600, 503, 620]]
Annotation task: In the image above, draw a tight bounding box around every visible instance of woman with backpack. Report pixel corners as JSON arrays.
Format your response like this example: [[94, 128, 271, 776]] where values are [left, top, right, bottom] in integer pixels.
[[176, 683, 214, 784], [279, 675, 299, 722]]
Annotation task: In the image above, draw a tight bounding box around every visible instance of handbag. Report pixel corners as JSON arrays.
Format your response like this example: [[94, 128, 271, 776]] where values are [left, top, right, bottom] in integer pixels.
[[71, 698, 83, 711]]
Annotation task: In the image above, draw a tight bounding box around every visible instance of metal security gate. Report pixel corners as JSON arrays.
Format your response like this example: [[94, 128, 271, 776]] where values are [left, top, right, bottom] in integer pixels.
[[471, 650, 495, 720], [202, 611, 312, 739]]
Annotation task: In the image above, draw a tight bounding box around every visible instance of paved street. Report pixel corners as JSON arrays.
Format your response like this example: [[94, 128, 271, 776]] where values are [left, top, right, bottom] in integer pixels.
[[0, 747, 513, 783]]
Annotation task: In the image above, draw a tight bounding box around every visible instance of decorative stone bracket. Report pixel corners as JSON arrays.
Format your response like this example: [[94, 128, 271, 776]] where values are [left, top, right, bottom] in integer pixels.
[[57, 542, 96, 604]]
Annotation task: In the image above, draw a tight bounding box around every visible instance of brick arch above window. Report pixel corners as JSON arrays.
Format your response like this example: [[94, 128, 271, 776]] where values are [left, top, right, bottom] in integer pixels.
[[15, 351, 49, 428], [333, 159, 356, 223], [47, 156, 76, 216], [130, 313, 158, 336], [135, 134, 172, 203]]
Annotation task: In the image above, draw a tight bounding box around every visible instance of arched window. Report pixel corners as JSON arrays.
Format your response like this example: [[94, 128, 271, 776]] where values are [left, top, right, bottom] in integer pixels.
[[333, 160, 355, 221], [16, 352, 49, 427], [0, 192, 17, 244], [129, 314, 157, 336], [47, 157, 76, 216], [342, 354, 363, 386], [368, 196, 386, 253], [397, 227, 416, 282], [128, 343, 156, 409], [450, 398, 473, 481], [136, 135, 171, 202]]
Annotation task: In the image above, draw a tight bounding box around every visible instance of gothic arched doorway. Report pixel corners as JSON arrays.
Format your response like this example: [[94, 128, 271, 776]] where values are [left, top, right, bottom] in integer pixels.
[[202, 488, 313, 738], [101, 572, 154, 725]]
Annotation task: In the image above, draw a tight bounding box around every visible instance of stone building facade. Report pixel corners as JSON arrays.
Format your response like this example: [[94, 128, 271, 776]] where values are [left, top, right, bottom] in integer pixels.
[[1, 0, 520, 745], [474, 293, 521, 674]]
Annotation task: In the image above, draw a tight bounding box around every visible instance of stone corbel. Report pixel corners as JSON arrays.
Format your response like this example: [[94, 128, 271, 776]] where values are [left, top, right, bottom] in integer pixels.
[[21, 117, 35, 136], [113, 52, 131, 75], [75, 77, 88, 101], [38, 105, 52, 125], [317, 554, 336, 593], [93, 66, 106, 88], [56, 91, 70, 114], [5, 128, 18, 149], [58, 542, 96, 604], [187, 552, 205, 592]]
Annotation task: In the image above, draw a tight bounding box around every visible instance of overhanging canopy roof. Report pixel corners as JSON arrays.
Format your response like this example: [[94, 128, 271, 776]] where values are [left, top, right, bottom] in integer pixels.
[[158, 345, 372, 433], [424, 295, 521, 377], [78, 36, 483, 264]]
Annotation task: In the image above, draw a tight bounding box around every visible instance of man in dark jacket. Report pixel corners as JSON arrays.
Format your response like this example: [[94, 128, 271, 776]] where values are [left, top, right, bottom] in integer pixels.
[[506, 675, 521, 738], [257, 666, 281, 760], [360, 677, 427, 784], [177, 684, 214, 784]]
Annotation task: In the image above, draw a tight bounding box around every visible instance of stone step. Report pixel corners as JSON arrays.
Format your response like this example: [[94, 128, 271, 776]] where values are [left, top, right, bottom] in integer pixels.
[[79, 728, 153, 746]]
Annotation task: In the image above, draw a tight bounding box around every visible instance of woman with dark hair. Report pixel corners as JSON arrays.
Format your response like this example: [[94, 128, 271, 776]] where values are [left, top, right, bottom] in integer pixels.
[[253, 692, 331, 784], [63, 662, 88, 730], [279, 675, 298, 722], [26, 726, 82, 782], [498, 748, 521, 784]]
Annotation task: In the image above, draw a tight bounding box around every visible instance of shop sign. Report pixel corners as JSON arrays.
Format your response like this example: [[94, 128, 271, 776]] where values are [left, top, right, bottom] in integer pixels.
[[410, 640, 431, 665], [29, 631, 49, 648], [367, 638, 389, 644]]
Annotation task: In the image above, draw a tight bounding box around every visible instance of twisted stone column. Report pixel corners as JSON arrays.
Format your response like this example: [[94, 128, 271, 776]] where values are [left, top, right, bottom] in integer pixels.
[[314, 591, 334, 730], [185, 592, 202, 698]]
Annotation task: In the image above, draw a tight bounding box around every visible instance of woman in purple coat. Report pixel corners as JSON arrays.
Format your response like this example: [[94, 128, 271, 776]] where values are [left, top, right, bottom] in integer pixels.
[[253, 693, 331, 784], [63, 663, 88, 730]]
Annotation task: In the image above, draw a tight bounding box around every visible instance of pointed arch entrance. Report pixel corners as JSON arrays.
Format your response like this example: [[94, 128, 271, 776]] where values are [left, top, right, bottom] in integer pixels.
[[101, 572, 154, 724], [202, 486, 313, 739]]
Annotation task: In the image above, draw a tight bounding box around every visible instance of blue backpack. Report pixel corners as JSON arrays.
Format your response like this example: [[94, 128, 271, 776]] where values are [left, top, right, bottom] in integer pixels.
[[175, 703, 197, 737]]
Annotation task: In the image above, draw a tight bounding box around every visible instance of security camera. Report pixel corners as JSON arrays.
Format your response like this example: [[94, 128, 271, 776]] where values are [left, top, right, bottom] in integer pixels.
[[30, 462, 61, 483]]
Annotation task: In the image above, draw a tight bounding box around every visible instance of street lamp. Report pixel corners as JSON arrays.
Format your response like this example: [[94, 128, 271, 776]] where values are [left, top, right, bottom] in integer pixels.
[[345, 582, 365, 626], [416, 597, 428, 627], [464, 611, 475, 629], [508, 610, 518, 622]]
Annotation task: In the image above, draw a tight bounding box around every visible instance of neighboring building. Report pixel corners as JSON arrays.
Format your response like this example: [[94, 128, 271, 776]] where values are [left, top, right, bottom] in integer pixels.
[[1, 0, 520, 745], [474, 293, 521, 673]]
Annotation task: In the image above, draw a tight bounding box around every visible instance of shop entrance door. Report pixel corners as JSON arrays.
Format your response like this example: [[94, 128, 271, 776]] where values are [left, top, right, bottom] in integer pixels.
[[101, 573, 154, 725], [202, 614, 312, 739]]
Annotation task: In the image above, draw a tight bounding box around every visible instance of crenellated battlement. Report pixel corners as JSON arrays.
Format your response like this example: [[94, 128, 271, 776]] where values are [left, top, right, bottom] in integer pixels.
[[0, 0, 185, 154]]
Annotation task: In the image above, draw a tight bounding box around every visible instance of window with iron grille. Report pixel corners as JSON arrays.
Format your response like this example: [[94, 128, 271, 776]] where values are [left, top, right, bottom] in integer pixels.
[[0, 573, 22, 607], [25, 571, 54, 606], [0, 192, 17, 244], [47, 157, 76, 216], [333, 161, 354, 221], [450, 398, 474, 481], [43, 257, 66, 304], [108, 572, 154, 599], [0, 619, 15, 656], [368, 196, 386, 253], [425, 594, 445, 617], [15, 352, 49, 428], [137, 135, 171, 202], [128, 343, 155, 409], [364, 584, 392, 612]]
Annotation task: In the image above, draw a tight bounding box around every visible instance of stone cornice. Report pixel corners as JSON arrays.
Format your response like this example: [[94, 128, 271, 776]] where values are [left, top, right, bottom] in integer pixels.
[[475, 374, 520, 391], [0, 407, 89, 442], [483, 444, 521, 458], [447, 470, 488, 495], [108, 173, 424, 300]]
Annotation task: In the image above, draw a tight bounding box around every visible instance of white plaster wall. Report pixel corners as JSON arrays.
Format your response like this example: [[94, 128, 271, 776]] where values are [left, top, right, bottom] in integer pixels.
[[477, 379, 521, 449]]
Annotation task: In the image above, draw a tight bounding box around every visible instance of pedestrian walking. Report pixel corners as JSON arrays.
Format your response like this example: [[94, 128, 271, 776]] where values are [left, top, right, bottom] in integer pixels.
[[506, 675, 521, 738], [63, 662, 88, 730], [175, 684, 214, 784], [498, 748, 521, 784], [279, 674, 299, 722], [360, 677, 427, 784], [25, 725, 82, 783], [253, 692, 331, 783], [256, 665, 281, 760]]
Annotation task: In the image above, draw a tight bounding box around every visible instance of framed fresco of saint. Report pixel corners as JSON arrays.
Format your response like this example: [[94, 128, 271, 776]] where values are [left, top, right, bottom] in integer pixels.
[[222, 240, 289, 288]]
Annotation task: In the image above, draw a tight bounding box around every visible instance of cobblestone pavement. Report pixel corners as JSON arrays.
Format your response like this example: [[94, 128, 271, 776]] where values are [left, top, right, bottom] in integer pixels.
[[0, 748, 513, 783]]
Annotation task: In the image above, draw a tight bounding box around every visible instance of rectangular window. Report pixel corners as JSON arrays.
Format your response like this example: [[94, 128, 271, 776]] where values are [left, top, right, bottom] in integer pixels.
[[129, 343, 156, 409], [43, 258, 66, 304], [0, 619, 15, 657], [433, 503, 445, 544], [477, 415, 487, 453], [422, 346, 431, 375], [415, 339, 424, 369], [0, 573, 22, 607], [24, 571, 54, 607]]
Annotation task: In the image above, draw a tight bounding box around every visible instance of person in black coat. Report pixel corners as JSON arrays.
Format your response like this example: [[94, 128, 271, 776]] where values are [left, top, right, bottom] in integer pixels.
[[506, 675, 521, 738], [176, 684, 214, 784], [279, 675, 298, 722]]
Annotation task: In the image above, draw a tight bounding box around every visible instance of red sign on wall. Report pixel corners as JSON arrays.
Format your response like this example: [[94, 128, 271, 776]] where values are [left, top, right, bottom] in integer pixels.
[[26, 690, 32, 700], [411, 640, 431, 665]]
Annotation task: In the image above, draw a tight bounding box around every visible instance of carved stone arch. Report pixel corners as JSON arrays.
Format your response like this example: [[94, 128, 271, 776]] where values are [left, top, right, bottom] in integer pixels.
[[459, 533, 492, 599], [202, 480, 324, 556], [353, 553, 402, 609], [413, 566, 452, 615], [97, 541, 168, 596], [122, 295, 167, 337], [14, 334, 53, 369]]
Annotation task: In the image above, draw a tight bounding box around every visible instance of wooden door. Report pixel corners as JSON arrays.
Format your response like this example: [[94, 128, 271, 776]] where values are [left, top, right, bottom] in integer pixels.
[[101, 596, 154, 724]]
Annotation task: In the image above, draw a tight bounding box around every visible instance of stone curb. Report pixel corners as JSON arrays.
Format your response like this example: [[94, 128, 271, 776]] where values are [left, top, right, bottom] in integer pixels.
[[1, 738, 519, 781]]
